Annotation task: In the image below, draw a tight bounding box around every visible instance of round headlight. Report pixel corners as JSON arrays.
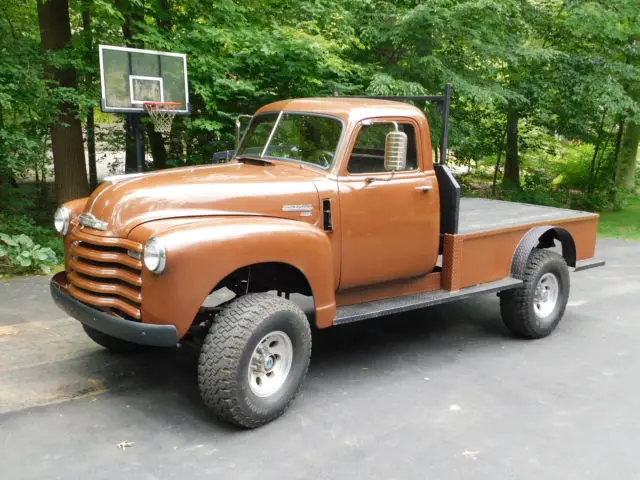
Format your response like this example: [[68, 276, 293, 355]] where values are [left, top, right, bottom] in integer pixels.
[[54, 207, 70, 235], [143, 237, 166, 274]]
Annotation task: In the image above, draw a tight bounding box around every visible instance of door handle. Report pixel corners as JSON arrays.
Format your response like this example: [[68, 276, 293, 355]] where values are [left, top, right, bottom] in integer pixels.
[[415, 185, 432, 193]]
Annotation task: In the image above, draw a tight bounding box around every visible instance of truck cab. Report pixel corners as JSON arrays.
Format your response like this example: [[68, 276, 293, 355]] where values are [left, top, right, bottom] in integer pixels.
[[50, 92, 603, 428], [245, 97, 443, 290]]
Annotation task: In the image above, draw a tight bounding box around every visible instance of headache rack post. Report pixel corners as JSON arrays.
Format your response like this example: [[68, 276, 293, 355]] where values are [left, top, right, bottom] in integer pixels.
[[333, 83, 452, 165]]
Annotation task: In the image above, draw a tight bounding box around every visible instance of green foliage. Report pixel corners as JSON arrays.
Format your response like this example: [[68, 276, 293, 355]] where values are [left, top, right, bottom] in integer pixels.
[[0, 1, 52, 183], [0, 232, 58, 275], [3, 0, 638, 178], [598, 195, 640, 241], [0, 0, 638, 269], [0, 213, 64, 259]]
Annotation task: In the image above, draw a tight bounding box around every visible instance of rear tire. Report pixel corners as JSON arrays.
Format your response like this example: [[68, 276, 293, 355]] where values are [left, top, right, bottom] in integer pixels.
[[198, 293, 312, 428], [82, 325, 151, 353], [500, 249, 570, 339]]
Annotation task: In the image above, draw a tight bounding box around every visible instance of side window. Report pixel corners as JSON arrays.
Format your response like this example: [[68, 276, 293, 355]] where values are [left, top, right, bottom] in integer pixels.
[[347, 122, 418, 174]]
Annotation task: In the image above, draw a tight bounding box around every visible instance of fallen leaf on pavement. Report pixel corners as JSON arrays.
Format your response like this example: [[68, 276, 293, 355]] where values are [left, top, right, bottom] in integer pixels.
[[117, 441, 134, 451]]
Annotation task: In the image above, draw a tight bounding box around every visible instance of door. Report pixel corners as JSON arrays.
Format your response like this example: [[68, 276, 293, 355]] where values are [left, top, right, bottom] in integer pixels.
[[337, 118, 440, 290]]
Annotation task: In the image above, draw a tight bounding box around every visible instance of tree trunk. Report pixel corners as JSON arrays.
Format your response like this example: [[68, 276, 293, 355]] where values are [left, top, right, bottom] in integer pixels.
[[588, 108, 607, 192], [86, 108, 98, 188], [168, 122, 183, 163], [503, 107, 520, 187], [157, 0, 173, 31], [37, 0, 89, 204], [81, 0, 98, 189], [115, 0, 145, 172], [615, 121, 639, 192], [146, 0, 172, 169], [612, 118, 625, 183], [116, 0, 144, 48], [492, 127, 508, 195], [615, 49, 639, 192]]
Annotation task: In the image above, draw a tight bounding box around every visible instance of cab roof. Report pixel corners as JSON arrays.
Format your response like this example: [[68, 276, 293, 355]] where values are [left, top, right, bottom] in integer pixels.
[[255, 97, 427, 124]]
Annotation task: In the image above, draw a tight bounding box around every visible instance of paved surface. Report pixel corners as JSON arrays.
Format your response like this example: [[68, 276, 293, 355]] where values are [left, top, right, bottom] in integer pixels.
[[0, 238, 638, 479]]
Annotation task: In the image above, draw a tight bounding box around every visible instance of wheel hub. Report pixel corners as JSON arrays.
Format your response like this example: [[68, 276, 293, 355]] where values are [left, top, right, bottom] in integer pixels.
[[248, 331, 293, 397], [264, 356, 274, 370], [533, 272, 560, 321]]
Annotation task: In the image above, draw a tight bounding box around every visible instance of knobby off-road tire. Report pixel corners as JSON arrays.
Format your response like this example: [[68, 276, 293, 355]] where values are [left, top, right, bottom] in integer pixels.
[[198, 293, 312, 428], [500, 249, 570, 339], [82, 325, 151, 354]]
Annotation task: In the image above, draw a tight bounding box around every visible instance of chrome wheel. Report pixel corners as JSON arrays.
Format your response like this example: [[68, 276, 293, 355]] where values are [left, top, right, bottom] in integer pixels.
[[248, 331, 293, 397], [533, 272, 559, 320]]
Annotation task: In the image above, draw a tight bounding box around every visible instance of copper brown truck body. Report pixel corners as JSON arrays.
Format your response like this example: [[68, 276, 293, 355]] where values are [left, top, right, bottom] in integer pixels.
[[50, 94, 605, 427], [50, 96, 602, 346]]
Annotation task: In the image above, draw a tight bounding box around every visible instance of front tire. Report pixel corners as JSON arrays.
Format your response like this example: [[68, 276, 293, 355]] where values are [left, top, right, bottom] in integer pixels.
[[500, 249, 570, 339], [198, 293, 312, 428]]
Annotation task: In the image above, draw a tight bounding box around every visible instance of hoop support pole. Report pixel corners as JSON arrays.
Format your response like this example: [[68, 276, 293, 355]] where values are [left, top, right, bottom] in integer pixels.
[[129, 113, 143, 173]]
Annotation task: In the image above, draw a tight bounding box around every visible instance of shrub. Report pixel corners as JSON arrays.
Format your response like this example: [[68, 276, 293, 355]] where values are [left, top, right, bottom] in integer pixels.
[[0, 213, 63, 259], [0, 233, 58, 275]]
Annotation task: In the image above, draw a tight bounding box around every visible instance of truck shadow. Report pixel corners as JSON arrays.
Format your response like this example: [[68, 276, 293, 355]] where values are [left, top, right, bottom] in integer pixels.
[[59, 295, 511, 428], [310, 295, 509, 369]]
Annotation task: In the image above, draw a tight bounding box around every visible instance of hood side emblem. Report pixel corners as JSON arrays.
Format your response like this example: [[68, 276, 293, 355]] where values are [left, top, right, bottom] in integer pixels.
[[78, 212, 108, 231], [282, 204, 313, 217]]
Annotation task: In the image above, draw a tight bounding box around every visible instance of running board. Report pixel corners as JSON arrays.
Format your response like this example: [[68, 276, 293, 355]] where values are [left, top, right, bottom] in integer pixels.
[[574, 258, 605, 272], [333, 277, 523, 325]]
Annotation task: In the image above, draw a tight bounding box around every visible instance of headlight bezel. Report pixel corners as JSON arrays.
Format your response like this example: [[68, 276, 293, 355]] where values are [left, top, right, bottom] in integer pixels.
[[143, 237, 166, 274], [54, 207, 70, 235]]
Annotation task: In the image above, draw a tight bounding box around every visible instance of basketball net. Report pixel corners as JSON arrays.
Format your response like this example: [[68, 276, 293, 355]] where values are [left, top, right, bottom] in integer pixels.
[[143, 102, 181, 135]]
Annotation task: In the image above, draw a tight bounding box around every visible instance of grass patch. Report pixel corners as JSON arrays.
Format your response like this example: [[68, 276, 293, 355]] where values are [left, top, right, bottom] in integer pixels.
[[598, 196, 640, 241]]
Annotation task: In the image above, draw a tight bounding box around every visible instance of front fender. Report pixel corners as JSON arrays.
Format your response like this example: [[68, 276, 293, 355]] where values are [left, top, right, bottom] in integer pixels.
[[130, 216, 336, 338]]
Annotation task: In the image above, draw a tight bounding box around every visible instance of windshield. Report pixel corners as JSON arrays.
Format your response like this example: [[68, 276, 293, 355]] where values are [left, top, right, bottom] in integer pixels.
[[236, 112, 343, 169]]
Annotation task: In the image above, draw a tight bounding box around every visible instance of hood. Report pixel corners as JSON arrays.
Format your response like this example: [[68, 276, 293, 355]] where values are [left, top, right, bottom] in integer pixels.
[[86, 161, 323, 236]]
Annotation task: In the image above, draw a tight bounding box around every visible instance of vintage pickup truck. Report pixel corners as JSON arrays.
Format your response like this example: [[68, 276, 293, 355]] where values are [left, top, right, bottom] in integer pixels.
[[50, 86, 604, 428]]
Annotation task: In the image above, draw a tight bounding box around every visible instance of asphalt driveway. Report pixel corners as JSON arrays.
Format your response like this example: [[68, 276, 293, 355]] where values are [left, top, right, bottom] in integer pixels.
[[0, 238, 638, 480]]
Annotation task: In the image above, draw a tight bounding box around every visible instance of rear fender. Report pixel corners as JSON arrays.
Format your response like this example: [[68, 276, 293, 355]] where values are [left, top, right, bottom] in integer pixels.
[[510, 226, 576, 279], [132, 217, 336, 338]]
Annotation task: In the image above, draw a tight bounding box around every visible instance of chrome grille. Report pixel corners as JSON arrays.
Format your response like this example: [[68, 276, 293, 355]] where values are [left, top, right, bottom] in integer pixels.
[[66, 227, 143, 319]]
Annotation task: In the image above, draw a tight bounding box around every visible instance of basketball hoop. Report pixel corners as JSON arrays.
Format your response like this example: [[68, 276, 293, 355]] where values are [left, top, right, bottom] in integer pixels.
[[143, 101, 181, 134]]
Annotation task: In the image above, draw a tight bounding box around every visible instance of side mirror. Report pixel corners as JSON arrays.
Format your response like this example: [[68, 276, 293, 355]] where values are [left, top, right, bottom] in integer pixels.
[[384, 123, 408, 171], [235, 114, 253, 150]]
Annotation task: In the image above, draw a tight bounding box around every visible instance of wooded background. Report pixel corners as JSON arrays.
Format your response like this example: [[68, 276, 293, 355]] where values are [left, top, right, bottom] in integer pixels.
[[0, 0, 638, 273]]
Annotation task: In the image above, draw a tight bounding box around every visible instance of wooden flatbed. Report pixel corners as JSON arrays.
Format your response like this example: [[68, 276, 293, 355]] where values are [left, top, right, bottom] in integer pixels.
[[458, 198, 595, 235]]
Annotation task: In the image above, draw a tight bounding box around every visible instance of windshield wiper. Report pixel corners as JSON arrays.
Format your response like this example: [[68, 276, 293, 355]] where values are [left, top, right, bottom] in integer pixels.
[[235, 156, 274, 166]]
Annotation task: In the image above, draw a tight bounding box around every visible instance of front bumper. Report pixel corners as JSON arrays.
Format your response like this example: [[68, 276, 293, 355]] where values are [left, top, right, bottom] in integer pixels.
[[50, 272, 178, 347]]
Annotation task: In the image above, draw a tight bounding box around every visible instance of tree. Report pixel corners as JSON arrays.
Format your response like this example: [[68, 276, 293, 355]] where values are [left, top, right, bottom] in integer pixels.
[[542, 0, 639, 195], [1, 0, 638, 225], [504, 107, 520, 186], [36, 0, 89, 203], [616, 96, 639, 192], [615, 38, 639, 193], [145, 0, 171, 169], [0, 1, 50, 194], [355, 0, 536, 186], [81, 0, 98, 189], [114, 0, 145, 172]]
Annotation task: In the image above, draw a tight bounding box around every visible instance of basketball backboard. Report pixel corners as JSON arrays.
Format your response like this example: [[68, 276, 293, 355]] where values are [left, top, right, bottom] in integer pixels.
[[99, 45, 189, 114]]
